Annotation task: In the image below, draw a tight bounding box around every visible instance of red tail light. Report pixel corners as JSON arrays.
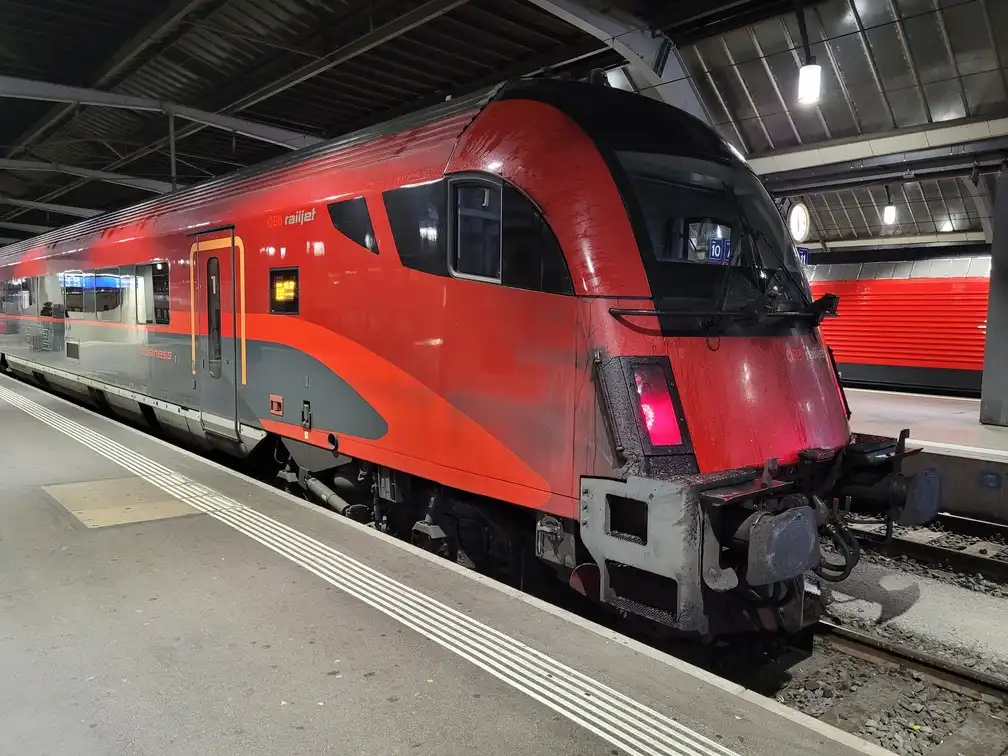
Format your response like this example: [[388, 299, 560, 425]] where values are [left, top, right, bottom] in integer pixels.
[[632, 364, 683, 446]]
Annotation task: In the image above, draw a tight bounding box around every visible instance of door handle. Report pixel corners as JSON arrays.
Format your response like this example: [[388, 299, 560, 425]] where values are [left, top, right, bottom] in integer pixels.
[[202, 358, 206, 369]]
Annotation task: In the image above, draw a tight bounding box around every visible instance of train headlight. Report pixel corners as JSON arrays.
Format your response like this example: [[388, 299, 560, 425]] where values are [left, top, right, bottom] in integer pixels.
[[632, 364, 682, 447]]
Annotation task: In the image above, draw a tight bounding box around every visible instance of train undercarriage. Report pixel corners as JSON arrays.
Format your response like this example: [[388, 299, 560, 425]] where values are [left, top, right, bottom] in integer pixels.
[[266, 426, 940, 639]]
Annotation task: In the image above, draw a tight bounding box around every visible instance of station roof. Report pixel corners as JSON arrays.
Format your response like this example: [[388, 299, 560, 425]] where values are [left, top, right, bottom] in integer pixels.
[[0, 0, 1004, 250], [678, 0, 1008, 247]]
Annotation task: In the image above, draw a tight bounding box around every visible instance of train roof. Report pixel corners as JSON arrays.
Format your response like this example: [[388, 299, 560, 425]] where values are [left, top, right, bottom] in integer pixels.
[[0, 77, 737, 265], [0, 85, 498, 265]]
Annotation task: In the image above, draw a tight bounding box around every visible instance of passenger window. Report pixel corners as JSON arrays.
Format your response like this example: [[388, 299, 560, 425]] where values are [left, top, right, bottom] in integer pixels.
[[17, 277, 34, 315], [207, 257, 222, 379], [501, 185, 573, 295], [327, 196, 379, 253], [95, 267, 123, 322], [37, 273, 63, 318], [383, 181, 448, 276], [62, 271, 85, 313], [135, 261, 171, 325], [453, 184, 502, 281], [82, 272, 96, 318], [1, 276, 34, 314], [269, 267, 299, 315]]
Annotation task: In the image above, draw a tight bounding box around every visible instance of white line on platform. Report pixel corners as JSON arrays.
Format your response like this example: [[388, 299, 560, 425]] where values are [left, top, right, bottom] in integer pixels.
[[0, 382, 733, 756]]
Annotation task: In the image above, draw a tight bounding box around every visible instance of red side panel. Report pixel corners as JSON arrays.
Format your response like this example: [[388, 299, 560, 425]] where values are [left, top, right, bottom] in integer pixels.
[[247, 314, 561, 511], [812, 278, 989, 371]]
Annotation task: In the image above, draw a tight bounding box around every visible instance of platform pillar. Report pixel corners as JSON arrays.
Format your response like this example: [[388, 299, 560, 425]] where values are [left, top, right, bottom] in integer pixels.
[[980, 169, 1008, 425]]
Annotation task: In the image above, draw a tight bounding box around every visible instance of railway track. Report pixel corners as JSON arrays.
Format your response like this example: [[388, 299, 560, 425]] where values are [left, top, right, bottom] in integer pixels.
[[767, 621, 1008, 755], [848, 516, 1008, 583]]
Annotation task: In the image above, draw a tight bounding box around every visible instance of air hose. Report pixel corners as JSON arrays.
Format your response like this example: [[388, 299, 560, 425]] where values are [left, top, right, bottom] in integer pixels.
[[814, 521, 860, 582]]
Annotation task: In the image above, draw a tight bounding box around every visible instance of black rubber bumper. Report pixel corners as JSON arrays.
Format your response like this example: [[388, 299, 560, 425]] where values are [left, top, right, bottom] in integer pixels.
[[746, 506, 820, 586], [897, 467, 942, 526]]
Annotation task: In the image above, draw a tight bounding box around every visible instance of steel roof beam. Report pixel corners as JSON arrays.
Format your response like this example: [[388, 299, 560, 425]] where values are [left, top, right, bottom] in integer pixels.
[[4, 0, 220, 160], [658, 0, 828, 46], [803, 231, 987, 250], [0, 197, 101, 218], [0, 159, 174, 194], [211, 0, 470, 115], [0, 221, 56, 234], [525, 0, 712, 125], [761, 141, 1008, 196], [0, 75, 322, 151], [1, 0, 469, 221], [750, 117, 1008, 176]]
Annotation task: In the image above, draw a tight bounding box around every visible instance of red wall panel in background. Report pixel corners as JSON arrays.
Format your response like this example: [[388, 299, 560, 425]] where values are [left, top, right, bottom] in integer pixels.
[[811, 278, 989, 371]]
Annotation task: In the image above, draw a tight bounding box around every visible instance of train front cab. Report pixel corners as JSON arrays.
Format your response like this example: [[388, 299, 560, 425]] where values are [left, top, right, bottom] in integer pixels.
[[478, 81, 942, 636]]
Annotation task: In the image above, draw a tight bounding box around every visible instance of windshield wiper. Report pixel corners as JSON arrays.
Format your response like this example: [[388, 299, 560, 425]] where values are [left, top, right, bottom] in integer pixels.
[[748, 226, 812, 309], [715, 182, 812, 310]]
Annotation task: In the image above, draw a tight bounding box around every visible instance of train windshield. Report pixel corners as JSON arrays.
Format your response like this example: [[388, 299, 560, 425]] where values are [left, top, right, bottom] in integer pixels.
[[617, 151, 810, 310]]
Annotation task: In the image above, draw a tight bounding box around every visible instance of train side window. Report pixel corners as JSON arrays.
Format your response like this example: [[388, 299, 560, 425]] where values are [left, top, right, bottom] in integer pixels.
[[14, 277, 35, 315], [62, 272, 85, 313], [382, 180, 448, 276], [0, 276, 33, 314], [207, 257, 222, 379], [269, 267, 299, 315], [37, 273, 63, 318], [501, 185, 573, 295], [82, 272, 96, 319], [135, 261, 170, 325], [96, 267, 123, 322], [451, 183, 501, 281], [327, 196, 379, 253]]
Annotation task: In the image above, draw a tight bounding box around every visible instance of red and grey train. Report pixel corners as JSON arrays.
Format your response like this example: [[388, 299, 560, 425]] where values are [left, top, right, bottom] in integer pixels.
[[808, 254, 990, 396], [0, 79, 940, 637]]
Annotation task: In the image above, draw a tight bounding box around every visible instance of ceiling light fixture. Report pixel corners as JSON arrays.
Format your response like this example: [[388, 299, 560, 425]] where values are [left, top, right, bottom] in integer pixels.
[[883, 186, 896, 226], [795, 5, 821, 105]]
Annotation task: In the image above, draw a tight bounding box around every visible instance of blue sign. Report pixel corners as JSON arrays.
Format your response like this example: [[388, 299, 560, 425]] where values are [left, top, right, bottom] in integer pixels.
[[57, 272, 129, 289], [797, 246, 810, 265], [707, 237, 731, 264]]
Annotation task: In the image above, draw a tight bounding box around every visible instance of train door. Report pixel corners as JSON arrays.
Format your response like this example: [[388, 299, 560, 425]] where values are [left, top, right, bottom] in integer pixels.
[[193, 231, 239, 441]]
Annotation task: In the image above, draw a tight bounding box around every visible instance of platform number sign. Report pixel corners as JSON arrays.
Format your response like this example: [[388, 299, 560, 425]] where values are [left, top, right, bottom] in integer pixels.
[[707, 237, 731, 264], [797, 246, 810, 266]]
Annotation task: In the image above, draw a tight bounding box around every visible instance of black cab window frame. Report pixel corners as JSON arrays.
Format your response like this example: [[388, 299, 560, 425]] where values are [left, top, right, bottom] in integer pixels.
[[447, 173, 504, 285]]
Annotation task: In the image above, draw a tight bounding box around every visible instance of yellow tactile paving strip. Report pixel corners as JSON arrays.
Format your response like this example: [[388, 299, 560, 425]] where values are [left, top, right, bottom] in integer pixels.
[[43, 476, 200, 528]]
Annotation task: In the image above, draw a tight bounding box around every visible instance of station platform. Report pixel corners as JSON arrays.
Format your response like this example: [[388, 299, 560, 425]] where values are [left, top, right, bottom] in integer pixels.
[[846, 388, 1008, 462], [847, 388, 1008, 523], [0, 373, 888, 756]]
